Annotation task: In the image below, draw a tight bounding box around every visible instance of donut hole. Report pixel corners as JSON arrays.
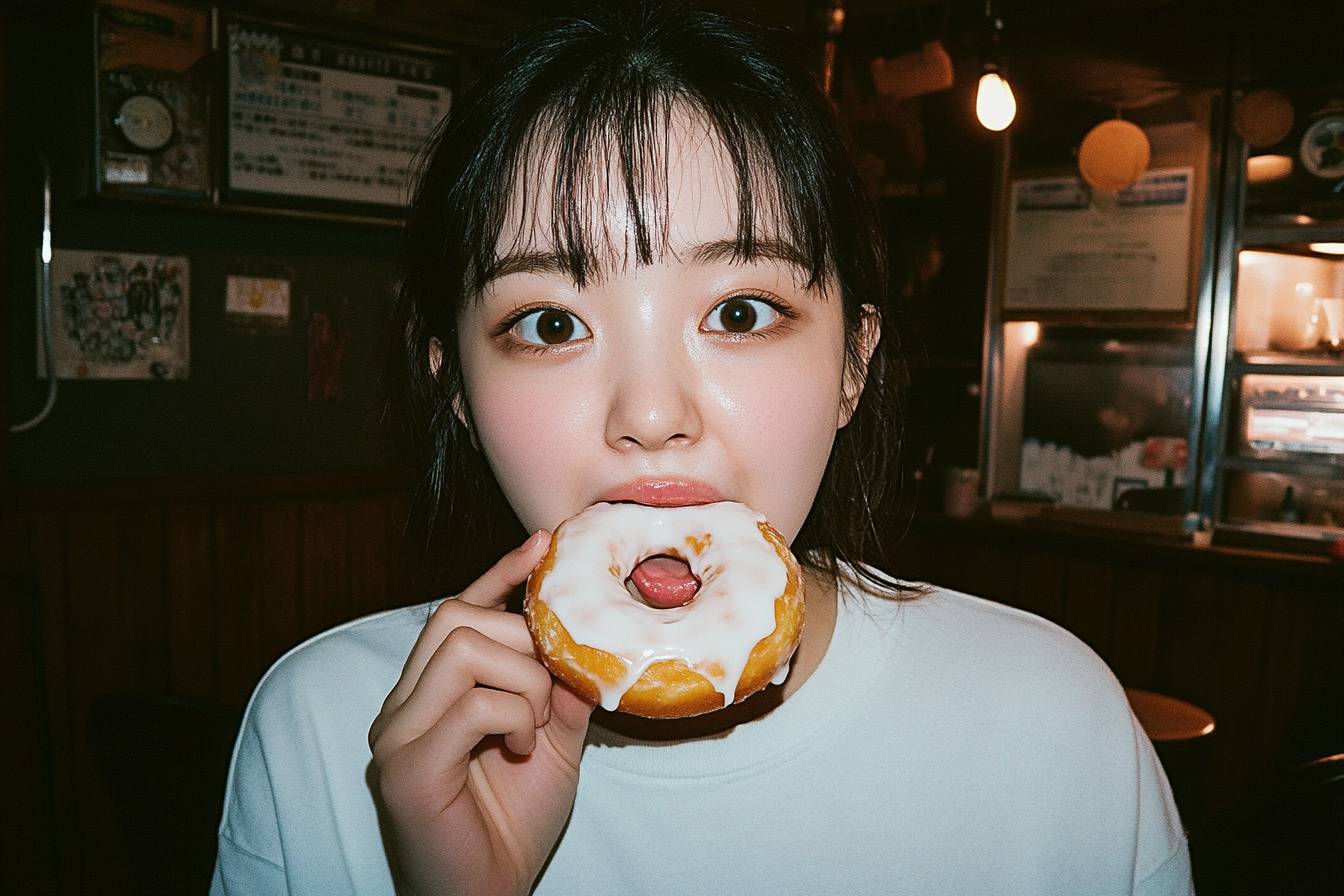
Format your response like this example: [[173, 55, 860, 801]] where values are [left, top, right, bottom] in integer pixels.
[[627, 554, 701, 609]]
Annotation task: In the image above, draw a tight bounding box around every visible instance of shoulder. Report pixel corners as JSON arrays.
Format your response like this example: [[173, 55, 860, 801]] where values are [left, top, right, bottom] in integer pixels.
[[244, 600, 436, 735], [845, 569, 1130, 726]]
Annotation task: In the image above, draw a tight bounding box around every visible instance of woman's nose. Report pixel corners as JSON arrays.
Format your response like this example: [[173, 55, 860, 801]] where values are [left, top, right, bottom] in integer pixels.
[[603, 353, 704, 453]]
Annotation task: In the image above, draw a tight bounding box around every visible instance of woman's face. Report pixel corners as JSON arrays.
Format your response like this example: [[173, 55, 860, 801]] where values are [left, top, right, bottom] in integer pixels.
[[454, 115, 877, 541]]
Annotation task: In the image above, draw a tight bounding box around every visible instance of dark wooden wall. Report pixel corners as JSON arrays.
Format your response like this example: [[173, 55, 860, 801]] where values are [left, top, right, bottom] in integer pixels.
[[889, 514, 1344, 833], [1, 471, 437, 895]]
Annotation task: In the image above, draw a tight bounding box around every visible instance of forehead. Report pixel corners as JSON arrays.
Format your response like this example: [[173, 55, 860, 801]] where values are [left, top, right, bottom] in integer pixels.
[[492, 106, 779, 277]]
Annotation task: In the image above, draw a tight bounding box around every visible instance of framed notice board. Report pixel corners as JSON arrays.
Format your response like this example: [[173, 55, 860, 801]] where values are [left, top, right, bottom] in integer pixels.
[[94, 0, 213, 200], [221, 12, 456, 218], [90, 3, 458, 221], [1001, 167, 1195, 321]]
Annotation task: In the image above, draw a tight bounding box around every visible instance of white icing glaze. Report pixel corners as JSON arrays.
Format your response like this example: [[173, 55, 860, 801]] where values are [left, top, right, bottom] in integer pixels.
[[533, 501, 792, 712]]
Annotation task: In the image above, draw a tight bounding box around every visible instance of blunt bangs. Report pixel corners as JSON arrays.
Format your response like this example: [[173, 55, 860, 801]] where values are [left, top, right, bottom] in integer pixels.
[[436, 28, 841, 300]]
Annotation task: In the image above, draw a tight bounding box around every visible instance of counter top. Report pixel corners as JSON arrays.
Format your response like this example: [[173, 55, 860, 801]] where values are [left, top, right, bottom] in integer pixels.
[[904, 511, 1344, 584]]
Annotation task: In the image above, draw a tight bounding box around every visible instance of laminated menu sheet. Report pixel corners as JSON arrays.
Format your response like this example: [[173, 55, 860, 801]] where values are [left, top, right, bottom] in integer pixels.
[[1003, 168, 1194, 315]]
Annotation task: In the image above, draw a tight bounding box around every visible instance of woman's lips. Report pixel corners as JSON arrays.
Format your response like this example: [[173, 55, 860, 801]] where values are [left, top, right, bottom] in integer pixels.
[[598, 479, 725, 507]]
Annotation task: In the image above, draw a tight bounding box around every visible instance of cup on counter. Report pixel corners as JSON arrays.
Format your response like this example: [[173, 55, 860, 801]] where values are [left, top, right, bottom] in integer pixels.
[[1269, 286, 1322, 351], [1318, 297, 1344, 349], [943, 467, 981, 518]]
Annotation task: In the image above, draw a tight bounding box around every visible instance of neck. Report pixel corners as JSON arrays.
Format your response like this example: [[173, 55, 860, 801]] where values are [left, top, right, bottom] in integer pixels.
[[592, 565, 840, 741]]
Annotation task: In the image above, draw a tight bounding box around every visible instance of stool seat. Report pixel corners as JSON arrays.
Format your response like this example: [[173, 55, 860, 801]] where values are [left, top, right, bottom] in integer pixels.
[[1124, 687, 1216, 742]]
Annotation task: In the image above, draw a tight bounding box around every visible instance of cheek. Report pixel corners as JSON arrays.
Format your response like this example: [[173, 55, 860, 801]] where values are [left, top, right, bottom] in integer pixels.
[[711, 348, 845, 540], [463, 363, 601, 531]]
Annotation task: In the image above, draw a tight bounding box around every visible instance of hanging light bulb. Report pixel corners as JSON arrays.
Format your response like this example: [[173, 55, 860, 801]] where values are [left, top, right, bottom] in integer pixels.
[[976, 2, 1015, 132], [976, 67, 1016, 131]]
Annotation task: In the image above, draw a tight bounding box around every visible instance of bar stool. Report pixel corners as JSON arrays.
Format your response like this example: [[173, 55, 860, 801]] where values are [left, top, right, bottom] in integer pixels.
[[1124, 687, 1216, 827], [1124, 688, 1216, 742]]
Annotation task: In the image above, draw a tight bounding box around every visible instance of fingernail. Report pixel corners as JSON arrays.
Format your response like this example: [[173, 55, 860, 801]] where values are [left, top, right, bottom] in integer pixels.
[[541, 702, 551, 725], [523, 530, 544, 551]]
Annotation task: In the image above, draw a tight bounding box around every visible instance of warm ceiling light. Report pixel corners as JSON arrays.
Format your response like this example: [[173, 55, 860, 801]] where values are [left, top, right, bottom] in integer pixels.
[[976, 69, 1016, 131], [976, 2, 1015, 132], [1309, 242, 1344, 255], [1246, 154, 1293, 184], [1012, 320, 1040, 347]]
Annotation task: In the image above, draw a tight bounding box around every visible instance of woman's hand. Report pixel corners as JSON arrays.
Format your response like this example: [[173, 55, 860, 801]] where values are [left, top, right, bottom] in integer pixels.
[[368, 531, 593, 896]]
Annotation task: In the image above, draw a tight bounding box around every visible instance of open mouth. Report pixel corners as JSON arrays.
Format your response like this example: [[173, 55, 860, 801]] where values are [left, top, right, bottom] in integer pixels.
[[628, 553, 700, 609]]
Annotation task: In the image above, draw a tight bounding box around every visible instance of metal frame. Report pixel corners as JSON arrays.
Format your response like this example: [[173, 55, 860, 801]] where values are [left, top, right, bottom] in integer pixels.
[[977, 131, 1012, 497], [1190, 87, 1241, 525]]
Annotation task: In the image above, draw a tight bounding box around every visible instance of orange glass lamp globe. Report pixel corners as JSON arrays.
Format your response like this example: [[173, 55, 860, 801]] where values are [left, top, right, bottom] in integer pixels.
[[1078, 119, 1151, 193]]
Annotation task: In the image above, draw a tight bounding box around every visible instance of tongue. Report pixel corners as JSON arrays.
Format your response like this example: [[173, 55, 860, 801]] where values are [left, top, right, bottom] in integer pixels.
[[629, 556, 700, 609]]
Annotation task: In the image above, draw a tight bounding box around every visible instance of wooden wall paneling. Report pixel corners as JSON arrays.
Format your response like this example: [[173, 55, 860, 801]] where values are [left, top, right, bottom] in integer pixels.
[[1061, 555, 1115, 660], [348, 492, 392, 618], [959, 542, 1021, 605], [1277, 585, 1344, 765], [254, 500, 305, 698], [1106, 563, 1166, 688], [0, 507, 29, 566], [65, 505, 161, 893], [934, 537, 995, 595], [1251, 583, 1314, 770], [1153, 570, 1222, 712], [1205, 578, 1270, 808], [213, 500, 251, 708], [123, 504, 169, 690], [380, 489, 428, 608], [29, 508, 68, 886], [302, 498, 352, 635], [0, 508, 49, 894], [1011, 547, 1067, 625], [215, 498, 310, 708], [165, 502, 216, 699]]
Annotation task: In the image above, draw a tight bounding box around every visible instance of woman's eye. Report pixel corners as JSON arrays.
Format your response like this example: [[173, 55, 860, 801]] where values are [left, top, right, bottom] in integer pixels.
[[511, 308, 590, 346], [704, 295, 781, 334]]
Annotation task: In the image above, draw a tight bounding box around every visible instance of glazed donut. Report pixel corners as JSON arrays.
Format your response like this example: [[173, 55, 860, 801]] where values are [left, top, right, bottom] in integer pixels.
[[524, 501, 805, 719]]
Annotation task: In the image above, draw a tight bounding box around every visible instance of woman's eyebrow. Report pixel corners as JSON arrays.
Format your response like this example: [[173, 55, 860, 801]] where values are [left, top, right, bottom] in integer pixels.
[[686, 238, 811, 274], [480, 251, 569, 287], [480, 238, 812, 290]]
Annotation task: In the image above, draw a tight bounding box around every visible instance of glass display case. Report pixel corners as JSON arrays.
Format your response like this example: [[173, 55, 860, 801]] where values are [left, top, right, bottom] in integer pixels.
[[1204, 85, 1344, 553], [981, 80, 1344, 555]]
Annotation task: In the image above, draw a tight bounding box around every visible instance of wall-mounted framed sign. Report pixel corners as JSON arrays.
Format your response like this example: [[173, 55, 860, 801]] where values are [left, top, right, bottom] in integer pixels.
[[220, 13, 456, 217], [94, 0, 213, 199], [1001, 167, 1195, 321]]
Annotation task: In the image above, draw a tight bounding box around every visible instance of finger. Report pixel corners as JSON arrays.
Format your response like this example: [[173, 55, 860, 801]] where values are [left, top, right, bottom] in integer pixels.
[[377, 689, 538, 818], [376, 626, 553, 751], [419, 687, 539, 771], [380, 599, 537, 722], [457, 529, 551, 609]]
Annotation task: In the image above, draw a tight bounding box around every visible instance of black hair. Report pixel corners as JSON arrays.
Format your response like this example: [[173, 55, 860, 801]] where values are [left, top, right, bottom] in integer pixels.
[[392, 1, 914, 598]]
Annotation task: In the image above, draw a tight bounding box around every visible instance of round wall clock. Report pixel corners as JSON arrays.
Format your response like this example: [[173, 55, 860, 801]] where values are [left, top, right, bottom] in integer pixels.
[[115, 94, 175, 151], [1299, 114, 1344, 179]]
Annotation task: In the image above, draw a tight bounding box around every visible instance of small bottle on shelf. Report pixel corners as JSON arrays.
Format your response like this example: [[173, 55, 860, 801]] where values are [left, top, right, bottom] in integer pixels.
[[1278, 485, 1301, 523]]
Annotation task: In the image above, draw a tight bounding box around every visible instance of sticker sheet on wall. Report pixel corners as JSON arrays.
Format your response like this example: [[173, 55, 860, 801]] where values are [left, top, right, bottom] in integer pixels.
[[45, 249, 190, 379]]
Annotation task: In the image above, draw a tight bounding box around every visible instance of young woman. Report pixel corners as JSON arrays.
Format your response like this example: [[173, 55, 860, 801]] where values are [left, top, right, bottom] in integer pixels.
[[211, 5, 1192, 894]]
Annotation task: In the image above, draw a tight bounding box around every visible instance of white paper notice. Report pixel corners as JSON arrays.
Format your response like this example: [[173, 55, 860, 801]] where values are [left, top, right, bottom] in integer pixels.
[[1003, 168, 1193, 313], [225, 275, 291, 325]]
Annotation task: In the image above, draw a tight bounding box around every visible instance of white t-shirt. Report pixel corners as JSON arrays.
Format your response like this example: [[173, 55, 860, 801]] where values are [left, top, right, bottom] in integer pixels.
[[211, 569, 1193, 895]]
